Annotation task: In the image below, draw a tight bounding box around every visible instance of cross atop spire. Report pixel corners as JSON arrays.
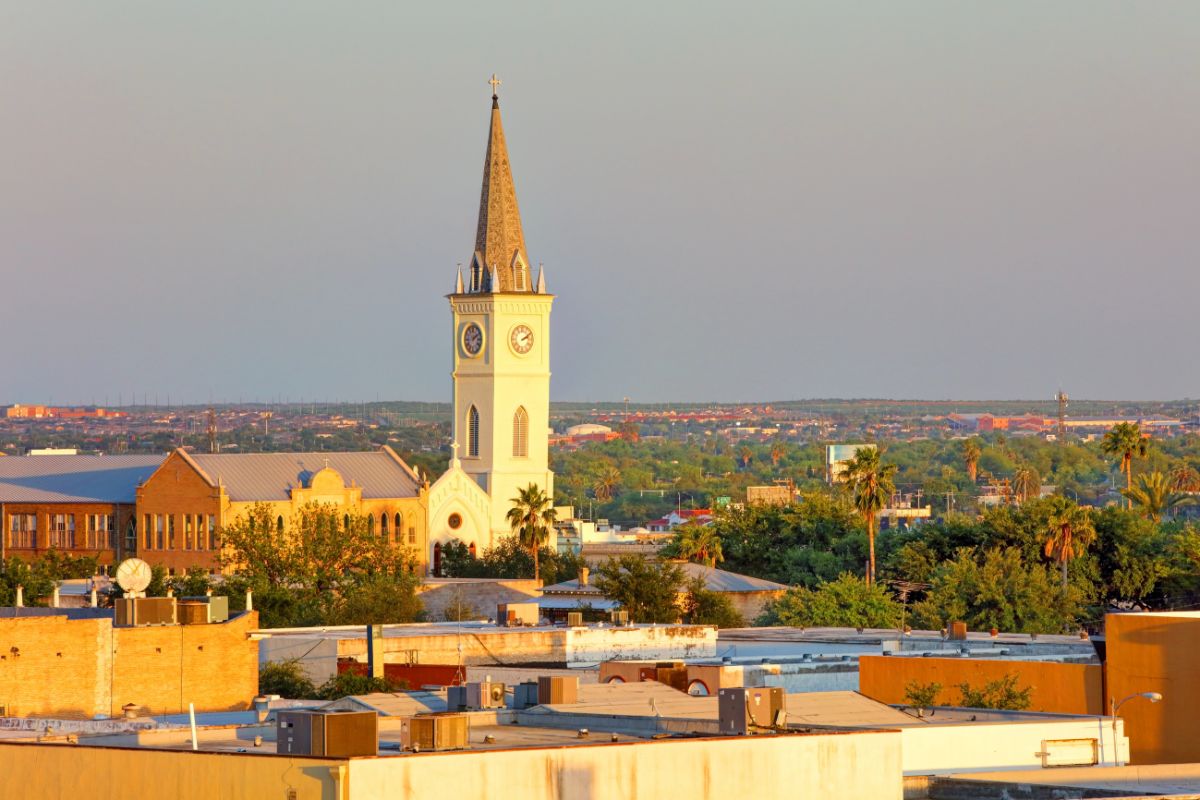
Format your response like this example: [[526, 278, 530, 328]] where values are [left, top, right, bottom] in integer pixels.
[[468, 77, 532, 293], [489, 73, 502, 100]]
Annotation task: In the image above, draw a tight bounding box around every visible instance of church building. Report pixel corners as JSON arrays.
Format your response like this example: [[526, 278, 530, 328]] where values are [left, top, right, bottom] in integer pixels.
[[426, 81, 556, 573]]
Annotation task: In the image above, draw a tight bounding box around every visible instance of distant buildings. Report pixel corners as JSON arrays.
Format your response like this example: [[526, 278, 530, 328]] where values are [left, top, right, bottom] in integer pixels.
[[3, 404, 126, 420]]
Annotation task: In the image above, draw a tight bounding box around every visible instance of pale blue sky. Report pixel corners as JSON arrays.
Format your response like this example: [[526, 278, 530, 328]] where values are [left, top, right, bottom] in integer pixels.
[[3, 2, 1198, 404]]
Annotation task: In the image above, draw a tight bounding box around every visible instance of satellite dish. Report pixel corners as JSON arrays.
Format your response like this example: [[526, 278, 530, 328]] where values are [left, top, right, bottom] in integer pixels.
[[115, 558, 152, 594]]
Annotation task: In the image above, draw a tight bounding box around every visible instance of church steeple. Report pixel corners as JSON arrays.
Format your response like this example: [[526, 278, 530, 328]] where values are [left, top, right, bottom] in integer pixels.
[[470, 75, 532, 293]]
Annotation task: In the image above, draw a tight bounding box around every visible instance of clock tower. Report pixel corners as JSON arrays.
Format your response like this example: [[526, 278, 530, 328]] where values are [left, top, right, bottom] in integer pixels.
[[449, 80, 554, 540]]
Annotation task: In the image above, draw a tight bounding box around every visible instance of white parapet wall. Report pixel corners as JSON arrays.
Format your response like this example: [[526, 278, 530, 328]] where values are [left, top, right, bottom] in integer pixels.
[[901, 717, 1128, 775], [564, 624, 717, 665], [347, 729, 903, 800]]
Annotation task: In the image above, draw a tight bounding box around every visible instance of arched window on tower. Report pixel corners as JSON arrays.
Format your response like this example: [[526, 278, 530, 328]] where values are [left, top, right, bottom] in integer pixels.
[[468, 406, 480, 457], [513, 406, 529, 458]]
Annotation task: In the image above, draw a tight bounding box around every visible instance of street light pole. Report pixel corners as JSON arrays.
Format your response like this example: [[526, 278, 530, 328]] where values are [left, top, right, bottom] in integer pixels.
[[1110, 691, 1163, 766]]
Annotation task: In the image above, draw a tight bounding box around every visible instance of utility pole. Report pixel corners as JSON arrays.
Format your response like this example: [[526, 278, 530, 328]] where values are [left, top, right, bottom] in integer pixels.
[[206, 408, 218, 454], [944, 491, 955, 514]]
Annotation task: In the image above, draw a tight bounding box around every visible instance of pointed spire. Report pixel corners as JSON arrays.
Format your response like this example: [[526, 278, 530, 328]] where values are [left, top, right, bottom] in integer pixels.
[[455, 267, 464, 294], [473, 77, 530, 293], [536, 264, 546, 293]]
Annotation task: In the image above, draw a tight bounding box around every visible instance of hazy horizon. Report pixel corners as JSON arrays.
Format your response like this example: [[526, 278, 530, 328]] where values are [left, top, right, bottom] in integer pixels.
[[4, 2, 1198, 404]]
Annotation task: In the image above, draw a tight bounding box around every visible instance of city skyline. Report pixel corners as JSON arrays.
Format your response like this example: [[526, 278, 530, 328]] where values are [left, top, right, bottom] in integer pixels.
[[4, 2, 1198, 404]]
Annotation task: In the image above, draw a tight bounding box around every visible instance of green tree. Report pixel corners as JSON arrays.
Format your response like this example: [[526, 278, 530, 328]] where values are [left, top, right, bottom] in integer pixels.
[[506, 483, 558, 582], [962, 439, 982, 483], [681, 577, 745, 628], [758, 573, 903, 629], [912, 547, 1085, 634], [1102, 422, 1148, 508], [956, 675, 1032, 710], [323, 574, 424, 625], [593, 555, 685, 623], [671, 522, 724, 568], [593, 466, 621, 502], [1122, 471, 1196, 523], [1043, 496, 1097, 587], [841, 447, 897, 585], [259, 660, 317, 699], [1012, 466, 1040, 505]]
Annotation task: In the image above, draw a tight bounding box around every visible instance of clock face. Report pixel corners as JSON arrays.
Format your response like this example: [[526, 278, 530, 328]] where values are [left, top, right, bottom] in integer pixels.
[[510, 325, 534, 355], [462, 323, 484, 357]]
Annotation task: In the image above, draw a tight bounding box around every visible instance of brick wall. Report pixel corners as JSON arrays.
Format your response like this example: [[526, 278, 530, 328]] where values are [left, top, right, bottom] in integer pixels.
[[2, 502, 135, 569], [0, 611, 259, 719]]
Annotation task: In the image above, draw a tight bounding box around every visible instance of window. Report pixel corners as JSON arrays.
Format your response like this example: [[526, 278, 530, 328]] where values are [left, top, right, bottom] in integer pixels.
[[125, 518, 136, 554], [380, 513, 388, 539], [469, 542, 477, 559], [86, 514, 116, 549], [207, 515, 217, 549], [144, 514, 152, 550], [367, 515, 375, 537], [512, 406, 529, 457], [184, 515, 193, 550], [433, 542, 442, 576], [448, 513, 462, 530], [467, 406, 480, 457], [156, 515, 165, 550], [195, 515, 205, 551], [395, 513, 403, 543], [168, 515, 176, 549], [408, 526, 416, 545], [276, 515, 284, 535], [343, 514, 351, 531], [50, 514, 75, 549], [9, 514, 36, 549], [514, 260, 527, 291]]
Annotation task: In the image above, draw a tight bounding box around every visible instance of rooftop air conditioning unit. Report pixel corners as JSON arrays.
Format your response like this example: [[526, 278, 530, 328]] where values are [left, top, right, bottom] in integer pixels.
[[537, 675, 579, 706], [513, 682, 540, 710], [718, 687, 785, 735], [277, 710, 378, 757], [466, 681, 507, 710], [401, 714, 470, 751], [566, 611, 584, 627], [497, 602, 540, 627], [609, 610, 629, 626], [182, 595, 229, 622]]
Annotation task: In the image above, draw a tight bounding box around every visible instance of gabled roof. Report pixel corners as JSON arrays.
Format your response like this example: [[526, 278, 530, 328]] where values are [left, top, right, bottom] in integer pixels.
[[542, 562, 787, 596], [185, 448, 422, 501], [0, 454, 164, 503]]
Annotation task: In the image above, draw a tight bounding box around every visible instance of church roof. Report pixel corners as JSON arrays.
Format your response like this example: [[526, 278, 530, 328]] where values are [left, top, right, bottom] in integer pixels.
[[186, 448, 422, 501], [470, 89, 533, 294]]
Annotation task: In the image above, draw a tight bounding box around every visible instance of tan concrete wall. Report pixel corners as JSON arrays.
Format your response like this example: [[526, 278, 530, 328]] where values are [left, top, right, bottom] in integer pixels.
[[348, 730, 903, 800], [1105, 612, 1200, 765], [858, 656, 1103, 714], [0, 612, 258, 719], [0, 743, 340, 800]]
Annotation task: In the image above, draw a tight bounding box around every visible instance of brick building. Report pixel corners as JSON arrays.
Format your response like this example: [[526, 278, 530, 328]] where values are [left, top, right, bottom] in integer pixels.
[[134, 447, 430, 574], [0, 454, 163, 567]]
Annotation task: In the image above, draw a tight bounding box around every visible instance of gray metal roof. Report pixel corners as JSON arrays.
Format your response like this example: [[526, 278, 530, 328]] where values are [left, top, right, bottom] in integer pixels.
[[188, 450, 421, 501], [0, 454, 164, 504], [542, 562, 787, 596]]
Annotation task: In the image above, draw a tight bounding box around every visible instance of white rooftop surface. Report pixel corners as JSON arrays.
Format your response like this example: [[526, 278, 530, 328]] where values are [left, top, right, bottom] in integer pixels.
[[254, 620, 705, 640], [951, 764, 1200, 795]]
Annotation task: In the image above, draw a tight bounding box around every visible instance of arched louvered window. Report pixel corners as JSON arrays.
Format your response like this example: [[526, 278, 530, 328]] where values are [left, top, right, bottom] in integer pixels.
[[513, 406, 529, 458], [468, 406, 480, 457]]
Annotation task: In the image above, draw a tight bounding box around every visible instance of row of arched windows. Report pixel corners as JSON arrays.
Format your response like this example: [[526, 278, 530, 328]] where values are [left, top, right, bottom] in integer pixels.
[[465, 405, 529, 458]]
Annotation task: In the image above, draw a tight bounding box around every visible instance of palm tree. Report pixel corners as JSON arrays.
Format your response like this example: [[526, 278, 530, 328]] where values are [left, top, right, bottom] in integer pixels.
[[592, 466, 621, 503], [841, 447, 897, 586], [962, 439, 981, 483], [1169, 464, 1200, 493], [1043, 496, 1096, 588], [1012, 466, 1041, 505], [673, 522, 724, 568], [770, 444, 785, 468], [1122, 471, 1196, 523], [739, 446, 753, 470], [1101, 422, 1148, 508], [506, 483, 558, 583]]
